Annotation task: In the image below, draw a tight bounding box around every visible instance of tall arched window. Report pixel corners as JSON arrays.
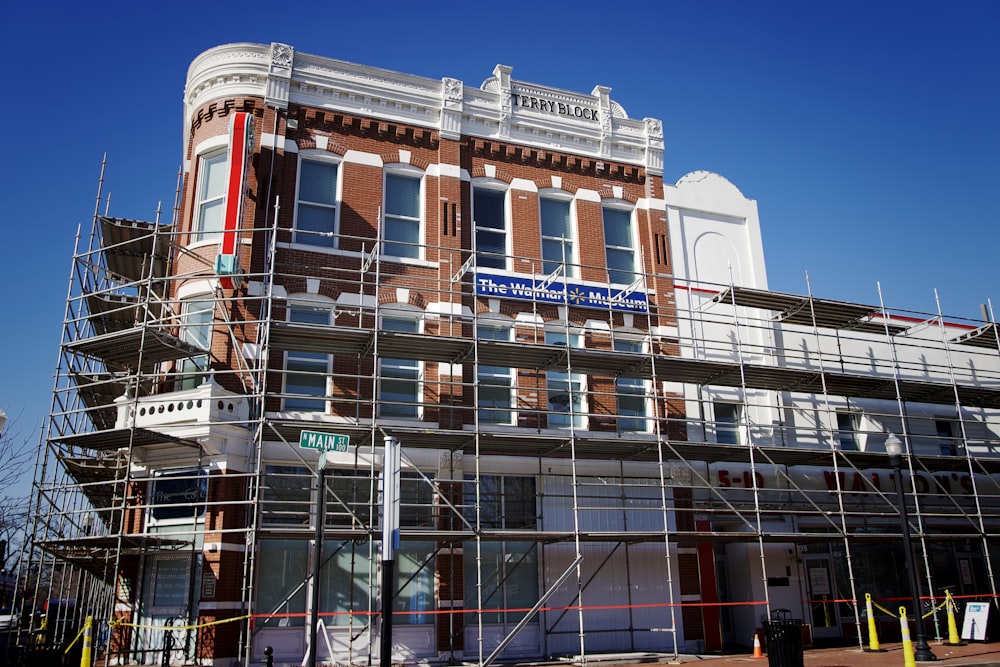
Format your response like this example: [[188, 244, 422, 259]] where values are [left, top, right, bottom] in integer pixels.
[[383, 166, 424, 259], [283, 297, 334, 412]]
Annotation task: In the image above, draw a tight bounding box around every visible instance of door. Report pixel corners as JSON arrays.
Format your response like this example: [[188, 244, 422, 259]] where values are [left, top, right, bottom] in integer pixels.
[[804, 556, 841, 638]]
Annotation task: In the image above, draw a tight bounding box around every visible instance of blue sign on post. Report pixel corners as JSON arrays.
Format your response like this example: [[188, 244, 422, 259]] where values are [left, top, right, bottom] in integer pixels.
[[298, 430, 350, 452]]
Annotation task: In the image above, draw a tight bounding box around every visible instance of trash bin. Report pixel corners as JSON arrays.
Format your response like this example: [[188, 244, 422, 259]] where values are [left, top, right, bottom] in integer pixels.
[[762, 609, 804, 667]]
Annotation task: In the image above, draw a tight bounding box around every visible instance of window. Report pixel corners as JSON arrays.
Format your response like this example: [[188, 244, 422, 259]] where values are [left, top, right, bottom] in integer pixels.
[[477, 322, 514, 425], [256, 539, 307, 627], [614, 338, 648, 432], [383, 172, 422, 258], [150, 470, 207, 522], [284, 302, 332, 412], [379, 315, 421, 418], [193, 150, 227, 243], [464, 476, 537, 626], [603, 205, 636, 285], [473, 187, 507, 270], [715, 402, 741, 445], [261, 465, 311, 526], [295, 157, 339, 248], [466, 475, 536, 529], [178, 298, 214, 390], [836, 412, 860, 450], [936, 419, 962, 456], [545, 330, 586, 429], [540, 196, 575, 277]]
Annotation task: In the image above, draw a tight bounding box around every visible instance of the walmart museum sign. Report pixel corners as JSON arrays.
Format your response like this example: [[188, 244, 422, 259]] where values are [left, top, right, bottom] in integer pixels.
[[475, 271, 648, 314]]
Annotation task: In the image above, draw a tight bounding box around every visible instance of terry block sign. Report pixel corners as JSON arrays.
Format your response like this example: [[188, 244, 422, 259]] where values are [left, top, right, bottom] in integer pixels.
[[299, 430, 350, 453]]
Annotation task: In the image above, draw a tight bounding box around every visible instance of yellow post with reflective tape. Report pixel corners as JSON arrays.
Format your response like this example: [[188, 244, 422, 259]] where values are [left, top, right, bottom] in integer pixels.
[[80, 615, 93, 667], [864, 593, 881, 651], [900, 606, 916, 667]]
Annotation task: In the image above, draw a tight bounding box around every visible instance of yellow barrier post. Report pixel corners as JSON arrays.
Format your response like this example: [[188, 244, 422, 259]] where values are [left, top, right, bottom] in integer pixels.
[[900, 606, 916, 667], [944, 590, 965, 646], [80, 615, 93, 667], [863, 593, 885, 652]]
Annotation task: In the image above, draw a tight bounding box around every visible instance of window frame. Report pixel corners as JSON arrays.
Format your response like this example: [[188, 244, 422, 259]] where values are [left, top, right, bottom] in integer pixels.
[[936, 419, 962, 456], [476, 318, 515, 426], [714, 402, 741, 445], [472, 181, 510, 271], [602, 201, 638, 286], [192, 149, 228, 244], [378, 309, 424, 420], [382, 166, 425, 260], [177, 297, 215, 390], [538, 191, 577, 278], [293, 152, 342, 249], [544, 327, 587, 430], [283, 299, 334, 413], [836, 411, 860, 451], [613, 336, 650, 433]]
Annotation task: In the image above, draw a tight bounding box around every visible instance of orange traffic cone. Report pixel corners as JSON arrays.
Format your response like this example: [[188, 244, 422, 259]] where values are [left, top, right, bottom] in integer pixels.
[[752, 633, 764, 658]]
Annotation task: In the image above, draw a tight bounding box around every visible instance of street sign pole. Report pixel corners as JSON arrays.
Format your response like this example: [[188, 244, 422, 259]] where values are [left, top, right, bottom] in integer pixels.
[[380, 436, 400, 667], [307, 452, 328, 667]]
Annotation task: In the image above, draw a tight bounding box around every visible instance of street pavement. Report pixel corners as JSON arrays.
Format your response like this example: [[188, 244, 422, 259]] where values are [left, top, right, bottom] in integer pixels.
[[644, 640, 1000, 666]]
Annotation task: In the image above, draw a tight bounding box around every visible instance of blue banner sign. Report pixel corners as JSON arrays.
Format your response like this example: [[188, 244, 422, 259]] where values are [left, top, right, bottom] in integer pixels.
[[475, 271, 648, 313]]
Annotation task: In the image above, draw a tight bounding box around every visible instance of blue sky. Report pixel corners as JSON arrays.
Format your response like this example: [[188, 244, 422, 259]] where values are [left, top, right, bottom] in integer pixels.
[[1, 0, 998, 449]]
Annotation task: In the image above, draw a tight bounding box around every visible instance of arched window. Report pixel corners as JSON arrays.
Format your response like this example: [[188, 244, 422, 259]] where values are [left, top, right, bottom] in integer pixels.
[[538, 190, 577, 278], [383, 165, 424, 259], [613, 333, 649, 432], [192, 150, 227, 243], [294, 152, 342, 248], [602, 201, 637, 285], [544, 324, 586, 429], [378, 306, 423, 419], [476, 316, 515, 425], [284, 296, 334, 412], [472, 180, 509, 270]]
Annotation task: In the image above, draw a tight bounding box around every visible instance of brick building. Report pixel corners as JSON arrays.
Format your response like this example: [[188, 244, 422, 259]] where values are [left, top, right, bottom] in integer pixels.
[[17, 42, 1000, 666]]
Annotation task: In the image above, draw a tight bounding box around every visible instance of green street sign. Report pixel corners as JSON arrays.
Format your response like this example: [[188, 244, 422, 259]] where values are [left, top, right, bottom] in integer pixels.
[[298, 430, 350, 452]]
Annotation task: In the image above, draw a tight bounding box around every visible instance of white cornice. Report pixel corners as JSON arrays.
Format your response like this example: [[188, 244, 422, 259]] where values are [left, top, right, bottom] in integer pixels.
[[184, 43, 664, 174]]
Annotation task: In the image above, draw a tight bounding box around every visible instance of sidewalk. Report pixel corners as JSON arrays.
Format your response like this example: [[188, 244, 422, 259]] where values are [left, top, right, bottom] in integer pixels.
[[667, 641, 1000, 666]]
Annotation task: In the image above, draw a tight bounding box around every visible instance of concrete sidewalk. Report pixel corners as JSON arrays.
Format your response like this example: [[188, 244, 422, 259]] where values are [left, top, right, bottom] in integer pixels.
[[666, 641, 1000, 666]]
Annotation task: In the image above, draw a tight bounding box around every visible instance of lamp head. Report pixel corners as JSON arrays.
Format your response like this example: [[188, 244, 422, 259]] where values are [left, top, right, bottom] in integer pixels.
[[885, 433, 903, 458]]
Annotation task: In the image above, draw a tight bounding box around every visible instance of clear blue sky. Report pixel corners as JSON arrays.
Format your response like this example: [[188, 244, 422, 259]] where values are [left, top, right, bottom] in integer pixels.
[[1, 1, 997, 446]]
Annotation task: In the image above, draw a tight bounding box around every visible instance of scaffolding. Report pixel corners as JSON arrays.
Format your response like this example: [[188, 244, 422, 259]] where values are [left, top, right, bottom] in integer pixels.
[[12, 170, 1000, 666]]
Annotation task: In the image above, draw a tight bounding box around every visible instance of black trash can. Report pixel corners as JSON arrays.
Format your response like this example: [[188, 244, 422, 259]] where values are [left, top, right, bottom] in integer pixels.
[[762, 609, 804, 667]]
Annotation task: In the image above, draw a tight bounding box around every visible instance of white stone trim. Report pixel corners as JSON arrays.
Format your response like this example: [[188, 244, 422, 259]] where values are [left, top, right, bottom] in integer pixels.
[[185, 42, 662, 169]]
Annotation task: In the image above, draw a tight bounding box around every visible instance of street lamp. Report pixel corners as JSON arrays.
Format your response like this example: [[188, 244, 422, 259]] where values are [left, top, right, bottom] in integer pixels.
[[307, 452, 329, 667], [885, 433, 937, 661], [0, 407, 7, 436]]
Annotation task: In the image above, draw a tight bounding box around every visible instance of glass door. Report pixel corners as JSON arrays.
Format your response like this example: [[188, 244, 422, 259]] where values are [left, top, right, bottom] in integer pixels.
[[804, 556, 841, 639]]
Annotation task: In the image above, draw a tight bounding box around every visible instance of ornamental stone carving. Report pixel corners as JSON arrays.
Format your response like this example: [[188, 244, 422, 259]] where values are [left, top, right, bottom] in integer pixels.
[[270, 43, 293, 71]]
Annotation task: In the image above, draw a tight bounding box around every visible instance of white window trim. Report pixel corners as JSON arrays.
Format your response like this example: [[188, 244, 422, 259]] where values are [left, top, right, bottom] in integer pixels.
[[544, 325, 588, 430], [192, 148, 228, 245], [378, 307, 425, 421], [613, 332, 651, 433], [476, 316, 517, 427], [293, 151, 343, 250], [283, 297, 335, 414], [383, 164, 425, 261], [472, 179, 511, 272], [538, 189, 579, 279], [602, 199, 639, 286]]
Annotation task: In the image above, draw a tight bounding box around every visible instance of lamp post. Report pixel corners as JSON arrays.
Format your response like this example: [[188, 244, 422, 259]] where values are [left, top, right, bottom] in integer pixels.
[[306, 452, 329, 667], [885, 433, 937, 661]]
